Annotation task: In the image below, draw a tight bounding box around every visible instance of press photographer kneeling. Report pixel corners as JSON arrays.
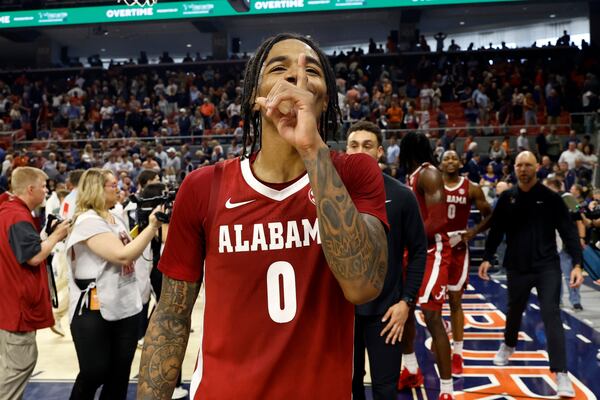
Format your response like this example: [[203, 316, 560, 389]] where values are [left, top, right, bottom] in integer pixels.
[[65, 168, 163, 400]]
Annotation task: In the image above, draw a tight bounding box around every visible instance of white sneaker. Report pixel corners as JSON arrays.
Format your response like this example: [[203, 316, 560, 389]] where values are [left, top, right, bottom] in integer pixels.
[[493, 343, 515, 366], [50, 321, 65, 337], [555, 372, 575, 398], [171, 386, 188, 399]]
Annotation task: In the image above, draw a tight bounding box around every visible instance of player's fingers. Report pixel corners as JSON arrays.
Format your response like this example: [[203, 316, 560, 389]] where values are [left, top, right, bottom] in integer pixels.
[[478, 266, 485, 280], [393, 328, 403, 344], [380, 321, 393, 337], [385, 325, 397, 344], [255, 96, 268, 111], [296, 53, 308, 90], [268, 92, 297, 115], [382, 309, 392, 323]]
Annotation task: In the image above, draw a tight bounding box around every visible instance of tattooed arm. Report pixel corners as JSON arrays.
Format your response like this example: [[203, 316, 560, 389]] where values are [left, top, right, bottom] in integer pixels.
[[302, 145, 388, 304], [137, 276, 201, 400]]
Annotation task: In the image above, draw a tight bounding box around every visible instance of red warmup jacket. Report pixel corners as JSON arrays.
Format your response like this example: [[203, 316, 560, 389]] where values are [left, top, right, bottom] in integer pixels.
[[0, 196, 53, 332]]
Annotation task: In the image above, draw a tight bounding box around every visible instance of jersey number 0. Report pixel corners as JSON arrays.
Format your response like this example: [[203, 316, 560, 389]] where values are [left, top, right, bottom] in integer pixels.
[[266, 261, 297, 323], [448, 204, 456, 220]]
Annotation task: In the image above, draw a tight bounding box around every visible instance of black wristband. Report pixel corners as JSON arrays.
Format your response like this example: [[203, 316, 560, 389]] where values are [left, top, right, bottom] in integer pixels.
[[400, 296, 415, 307]]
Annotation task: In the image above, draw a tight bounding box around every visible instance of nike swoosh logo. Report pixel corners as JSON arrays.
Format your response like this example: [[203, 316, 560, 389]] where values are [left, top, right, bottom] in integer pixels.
[[385, 200, 392, 203], [225, 198, 256, 209]]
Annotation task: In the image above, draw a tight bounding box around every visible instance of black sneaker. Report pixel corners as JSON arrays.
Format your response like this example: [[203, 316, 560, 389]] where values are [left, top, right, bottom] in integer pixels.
[[573, 304, 583, 311]]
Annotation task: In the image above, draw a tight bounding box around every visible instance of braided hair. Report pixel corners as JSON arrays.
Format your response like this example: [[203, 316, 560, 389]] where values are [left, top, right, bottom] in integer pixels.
[[399, 131, 438, 173], [240, 33, 341, 158]]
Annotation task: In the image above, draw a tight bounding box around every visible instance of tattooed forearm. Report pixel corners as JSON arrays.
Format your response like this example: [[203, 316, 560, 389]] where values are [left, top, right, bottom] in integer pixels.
[[137, 276, 201, 400], [303, 145, 387, 303]]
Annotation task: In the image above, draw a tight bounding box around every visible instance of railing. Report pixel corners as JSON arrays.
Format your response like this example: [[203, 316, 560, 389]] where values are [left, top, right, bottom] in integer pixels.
[[373, 123, 572, 138], [0, 129, 26, 148], [13, 134, 236, 149], [11, 120, 576, 148]]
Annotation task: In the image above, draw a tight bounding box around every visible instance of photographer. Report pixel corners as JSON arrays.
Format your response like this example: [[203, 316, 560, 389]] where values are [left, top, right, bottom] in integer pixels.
[[0, 167, 70, 400], [65, 168, 163, 400], [134, 182, 169, 339], [133, 182, 187, 400], [582, 189, 600, 281], [582, 188, 600, 244]]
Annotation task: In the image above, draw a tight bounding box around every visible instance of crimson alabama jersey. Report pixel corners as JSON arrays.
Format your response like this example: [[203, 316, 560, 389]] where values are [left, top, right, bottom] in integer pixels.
[[445, 177, 472, 291], [159, 152, 387, 400], [408, 162, 449, 231], [445, 176, 472, 234], [408, 163, 450, 310]]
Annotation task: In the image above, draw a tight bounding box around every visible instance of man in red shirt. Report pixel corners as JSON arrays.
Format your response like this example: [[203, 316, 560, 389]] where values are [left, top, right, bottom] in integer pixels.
[[138, 33, 389, 399], [0, 167, 69, 399]]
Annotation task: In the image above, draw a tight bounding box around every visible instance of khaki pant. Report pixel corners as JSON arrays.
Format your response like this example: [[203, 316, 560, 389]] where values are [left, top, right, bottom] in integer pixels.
[[0, 330, 37, 400]]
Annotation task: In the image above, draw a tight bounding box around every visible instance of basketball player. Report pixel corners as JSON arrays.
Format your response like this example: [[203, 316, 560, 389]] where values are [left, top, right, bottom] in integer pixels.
[[440, 150, 492, 376], [398, 132, 454, 400], [346, 121, 427, 400], [137, 33, 389, 399]]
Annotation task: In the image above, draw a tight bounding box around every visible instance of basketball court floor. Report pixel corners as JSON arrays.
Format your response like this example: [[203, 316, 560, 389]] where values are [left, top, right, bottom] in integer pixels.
[[23, 274, 600, 399]]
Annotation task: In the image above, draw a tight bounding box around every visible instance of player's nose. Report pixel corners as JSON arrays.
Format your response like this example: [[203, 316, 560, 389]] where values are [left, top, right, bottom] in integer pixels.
[[284, 74, 297, 85], [284, 66, 298, 84]]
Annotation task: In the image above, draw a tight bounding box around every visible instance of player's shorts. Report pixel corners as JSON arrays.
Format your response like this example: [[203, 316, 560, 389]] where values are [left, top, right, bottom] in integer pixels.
[[417, 233, 451, 311], [447, 242, 469, 292]]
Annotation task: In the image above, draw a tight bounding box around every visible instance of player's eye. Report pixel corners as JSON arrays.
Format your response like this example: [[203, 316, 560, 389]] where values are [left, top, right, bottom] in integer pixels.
[[269, 66, 285, 73], [306, 67, 321, 76]]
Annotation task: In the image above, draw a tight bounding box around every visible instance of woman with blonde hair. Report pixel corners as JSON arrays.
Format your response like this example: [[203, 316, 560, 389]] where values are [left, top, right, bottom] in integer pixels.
[[65, 168, 162, 400]]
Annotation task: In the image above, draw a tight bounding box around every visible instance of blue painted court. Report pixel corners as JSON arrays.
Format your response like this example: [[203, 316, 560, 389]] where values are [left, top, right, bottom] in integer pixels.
[[23, 275, 600, 399]]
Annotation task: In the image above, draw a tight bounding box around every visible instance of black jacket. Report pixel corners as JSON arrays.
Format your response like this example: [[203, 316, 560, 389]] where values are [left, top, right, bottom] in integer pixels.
[[356, 174, 427, 316], [483, 181, 582, 271]]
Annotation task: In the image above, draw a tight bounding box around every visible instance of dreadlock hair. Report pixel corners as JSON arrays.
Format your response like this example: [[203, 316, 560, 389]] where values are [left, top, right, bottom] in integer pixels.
[[399, 131, 438, 173], [240, 33, 341, 158]]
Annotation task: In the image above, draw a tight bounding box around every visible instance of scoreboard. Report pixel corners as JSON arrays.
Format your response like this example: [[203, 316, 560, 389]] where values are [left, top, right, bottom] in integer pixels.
[[0, 0, 520, 29]]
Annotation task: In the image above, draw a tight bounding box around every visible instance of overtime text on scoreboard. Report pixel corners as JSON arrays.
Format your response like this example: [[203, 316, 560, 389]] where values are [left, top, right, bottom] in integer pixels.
[[0, 0, 520, 29]]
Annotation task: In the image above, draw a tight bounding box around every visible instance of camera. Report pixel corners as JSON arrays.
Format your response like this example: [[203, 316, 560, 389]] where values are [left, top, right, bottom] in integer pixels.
[[129, 189, 177, 230], [585, 204, 600, 220], [45, 214, 64, 236]]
